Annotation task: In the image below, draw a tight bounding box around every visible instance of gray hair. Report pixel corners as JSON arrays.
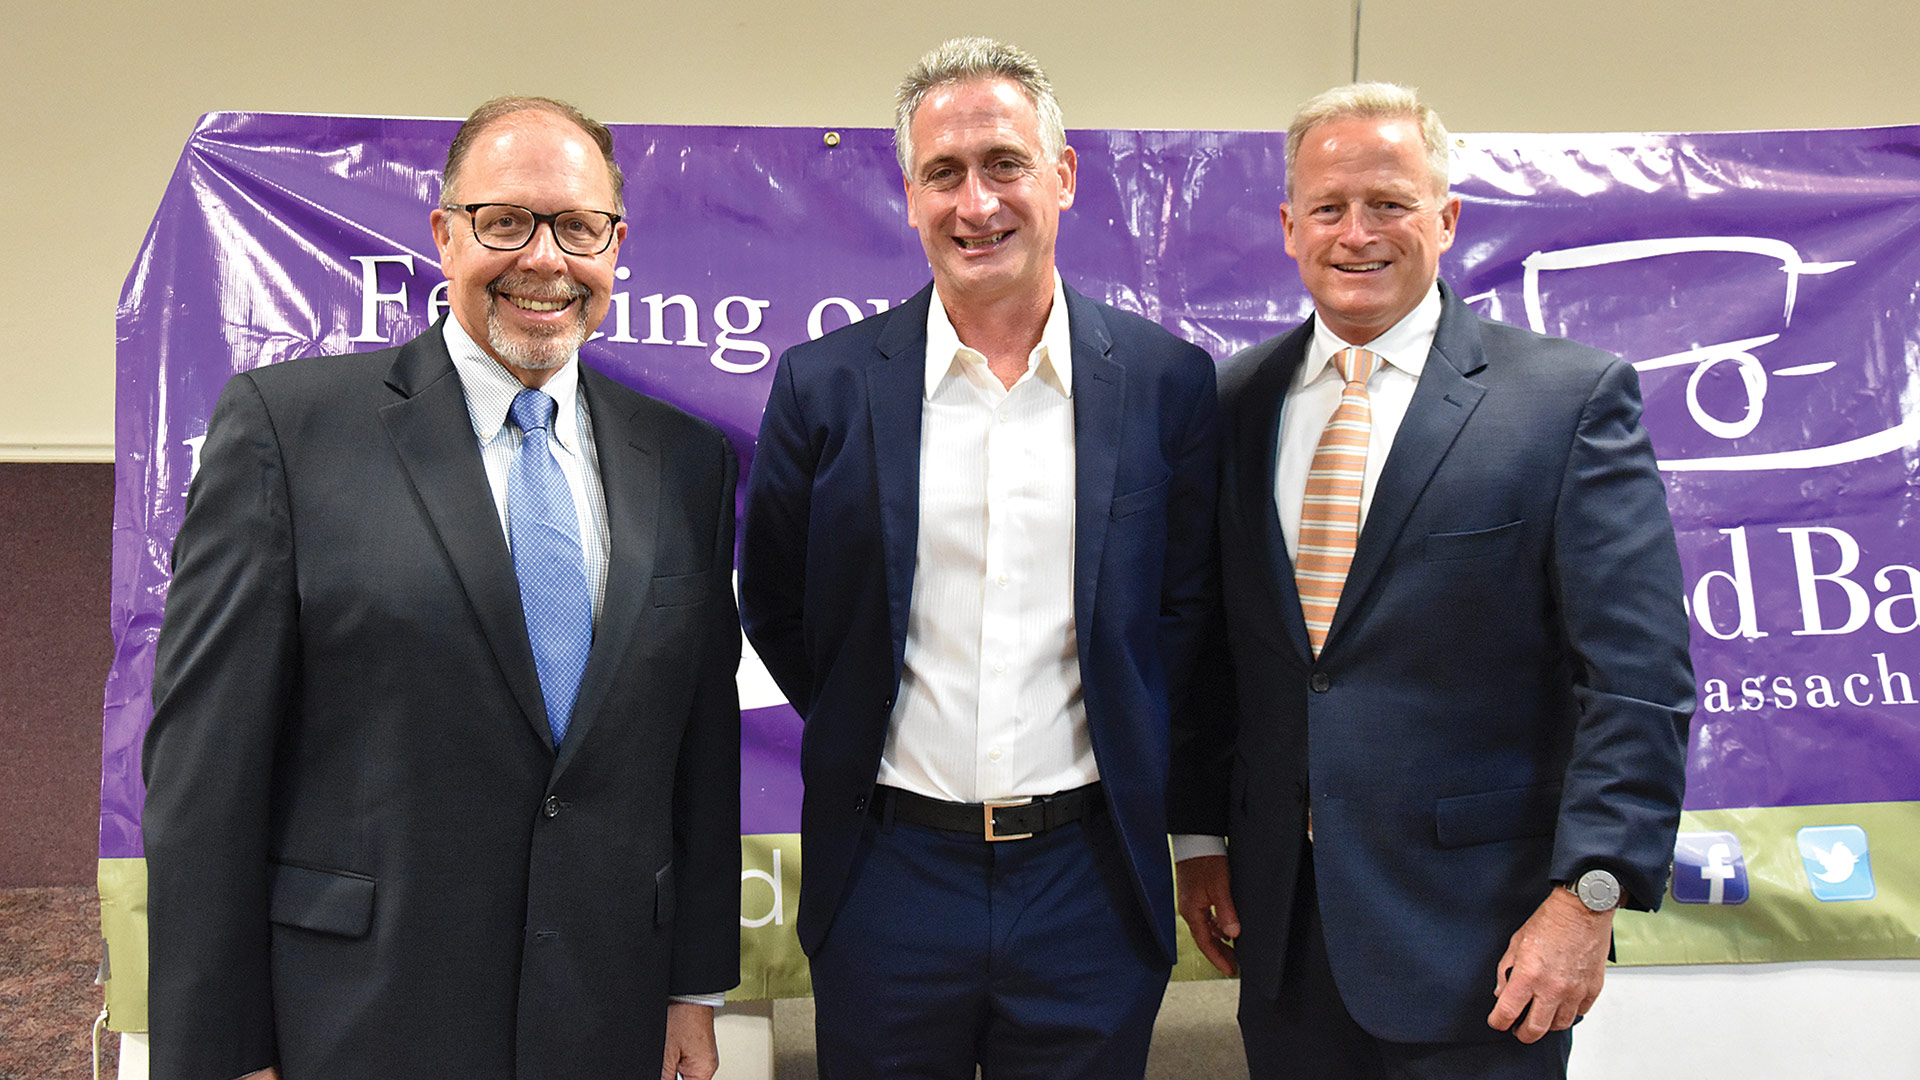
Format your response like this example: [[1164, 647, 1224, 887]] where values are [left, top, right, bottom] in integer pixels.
[[1285, 82, 1450, 200], [442, 95, 625, 211], [894, 36, 1066, 175]]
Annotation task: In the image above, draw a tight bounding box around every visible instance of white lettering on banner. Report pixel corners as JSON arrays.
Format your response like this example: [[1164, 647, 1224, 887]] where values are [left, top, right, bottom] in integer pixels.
[[1699, 653, 1918, 714], [347, 252, 913, 374], [1783, 526, 1872, 636], [1686, 525, 1920, 640], [1692, 527, 1767, 641], [630, 293, 705, 347], [349, 255, 415, 343], [712, 296, 772, 373], [741, 846, 784, 928]]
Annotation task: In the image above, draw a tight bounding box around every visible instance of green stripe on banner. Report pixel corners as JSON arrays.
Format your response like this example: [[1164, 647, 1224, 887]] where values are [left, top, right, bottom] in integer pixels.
[[735, 834, 810, 999], [98, 857, 149, 1032], [1615, 801, 1920, 965], [105, 834, 1236, 1022]]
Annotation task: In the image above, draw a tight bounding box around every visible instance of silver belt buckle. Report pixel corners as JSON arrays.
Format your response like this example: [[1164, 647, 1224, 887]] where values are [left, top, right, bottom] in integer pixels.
[[983, 796, 1035, 841]]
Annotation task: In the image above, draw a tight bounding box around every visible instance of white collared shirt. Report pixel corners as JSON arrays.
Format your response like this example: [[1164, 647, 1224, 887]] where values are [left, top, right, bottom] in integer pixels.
[[876, 274, 1098, 803], [1171, 282, 1443, 864], [1272, 283, 1442, 558], [443, 318, 611, 622]]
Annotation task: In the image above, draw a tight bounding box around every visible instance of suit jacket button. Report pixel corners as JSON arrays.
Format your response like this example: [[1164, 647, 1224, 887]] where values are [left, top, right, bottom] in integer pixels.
[[854, 795, 869, 814], [1310, 672, 1332, 693], [544, 795, 561, 818]]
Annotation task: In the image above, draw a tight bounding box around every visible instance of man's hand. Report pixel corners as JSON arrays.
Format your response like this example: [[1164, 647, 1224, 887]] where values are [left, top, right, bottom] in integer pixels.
[[1487, 887, 1614, 1043], [1175, 854, 1241, 976], [661, 1002, 719, 1080]]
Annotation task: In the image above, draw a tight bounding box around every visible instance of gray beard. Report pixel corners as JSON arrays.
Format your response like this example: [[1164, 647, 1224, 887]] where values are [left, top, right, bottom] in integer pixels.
[[487, 300, 589, 371]]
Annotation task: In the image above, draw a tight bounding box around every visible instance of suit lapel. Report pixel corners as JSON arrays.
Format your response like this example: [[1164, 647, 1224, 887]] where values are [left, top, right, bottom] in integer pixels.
[[555, 365, 661, 774], [1328, 285, 1487, 647], [1234, 326, 1315, 662], [1065, 288, 1123, 637], [868, 286, 933, 679], [378, 326, 551, 749]]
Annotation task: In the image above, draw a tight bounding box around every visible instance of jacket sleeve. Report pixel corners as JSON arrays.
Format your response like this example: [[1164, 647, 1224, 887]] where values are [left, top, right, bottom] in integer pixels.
[[668, 433, 744, 996], [1546, 357, 1696, 910], [1161, 347, 1235, 837], [737, 351, 818, 715], [141, 372, 292, 1079]]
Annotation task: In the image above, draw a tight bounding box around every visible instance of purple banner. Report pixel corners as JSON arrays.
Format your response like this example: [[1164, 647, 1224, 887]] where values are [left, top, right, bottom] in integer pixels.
[[107, 114, 1920, 861]]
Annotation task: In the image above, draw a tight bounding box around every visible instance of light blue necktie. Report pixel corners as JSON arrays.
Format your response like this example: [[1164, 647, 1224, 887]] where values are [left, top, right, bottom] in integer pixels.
[[507, 388, 593, 747]]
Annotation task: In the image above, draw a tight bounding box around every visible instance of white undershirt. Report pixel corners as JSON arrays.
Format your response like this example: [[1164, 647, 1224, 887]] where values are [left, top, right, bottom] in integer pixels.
[[876, 274, 1098, 803], [1172, 282, 1442, 862]]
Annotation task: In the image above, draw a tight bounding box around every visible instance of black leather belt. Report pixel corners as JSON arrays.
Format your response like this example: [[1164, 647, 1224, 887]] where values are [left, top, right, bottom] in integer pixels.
[[876, 782, 1104, 841]]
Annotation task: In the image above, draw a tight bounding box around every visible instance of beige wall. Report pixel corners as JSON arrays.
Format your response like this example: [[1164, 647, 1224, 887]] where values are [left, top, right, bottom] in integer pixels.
[[4, 0, 1915, 459]]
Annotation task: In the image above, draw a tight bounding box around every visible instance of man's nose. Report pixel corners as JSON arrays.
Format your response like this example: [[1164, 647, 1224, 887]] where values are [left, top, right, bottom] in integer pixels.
[[957, 170, 999, 221], [1336, 204, 1375, 246], [518, 221, 569, 270]]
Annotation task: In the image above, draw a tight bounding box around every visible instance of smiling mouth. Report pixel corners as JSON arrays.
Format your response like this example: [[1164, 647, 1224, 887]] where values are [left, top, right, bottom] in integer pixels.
[[1335, 261, 1388, 273], [502, 293, 575, 313], [955, 231, 1012, 251]]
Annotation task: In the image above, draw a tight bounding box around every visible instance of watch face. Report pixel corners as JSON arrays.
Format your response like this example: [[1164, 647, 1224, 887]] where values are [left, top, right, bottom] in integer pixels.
[[1577, 870, 1621, 911]]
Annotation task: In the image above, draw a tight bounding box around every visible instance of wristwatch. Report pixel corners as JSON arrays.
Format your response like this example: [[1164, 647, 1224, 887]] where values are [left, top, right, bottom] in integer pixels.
[[1568, 868, 1622, 912]]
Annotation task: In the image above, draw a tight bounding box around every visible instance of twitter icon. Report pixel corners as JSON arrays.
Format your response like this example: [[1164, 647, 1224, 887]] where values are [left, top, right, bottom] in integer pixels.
[[1797, 825, 1876, 902]]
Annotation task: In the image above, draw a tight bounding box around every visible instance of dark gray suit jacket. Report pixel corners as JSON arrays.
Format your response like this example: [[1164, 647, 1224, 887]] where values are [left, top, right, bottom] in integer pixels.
[[142, 322, 741, 1079]]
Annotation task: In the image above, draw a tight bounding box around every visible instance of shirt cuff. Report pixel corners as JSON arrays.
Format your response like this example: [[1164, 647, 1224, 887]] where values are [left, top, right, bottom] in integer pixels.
[[671, 993, 727, 1008], [1171, 834, 1228, 862]]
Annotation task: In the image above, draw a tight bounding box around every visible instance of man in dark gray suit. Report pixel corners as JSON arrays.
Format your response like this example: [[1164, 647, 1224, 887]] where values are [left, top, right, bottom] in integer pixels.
[[142, 97, 740, 1080]]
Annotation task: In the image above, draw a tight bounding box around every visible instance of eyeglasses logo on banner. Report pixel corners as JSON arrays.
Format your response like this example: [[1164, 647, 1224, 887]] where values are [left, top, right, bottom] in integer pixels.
[[1483, 237, 1920, 473]]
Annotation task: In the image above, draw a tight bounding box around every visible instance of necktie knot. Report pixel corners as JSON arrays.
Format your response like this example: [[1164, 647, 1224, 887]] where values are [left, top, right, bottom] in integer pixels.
[[510, 388, 558, 437], [1333, 347, 1381, 387]]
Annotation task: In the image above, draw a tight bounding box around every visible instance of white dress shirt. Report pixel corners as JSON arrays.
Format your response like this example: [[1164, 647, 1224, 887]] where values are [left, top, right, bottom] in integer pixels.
[[444, 318, 610, 622], [876, 274, 1099, 803], [1172, 283, 1444, 862]]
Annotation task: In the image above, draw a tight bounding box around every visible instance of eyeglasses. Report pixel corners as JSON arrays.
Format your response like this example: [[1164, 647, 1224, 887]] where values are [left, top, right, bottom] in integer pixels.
[[447, 203, 623, 256]]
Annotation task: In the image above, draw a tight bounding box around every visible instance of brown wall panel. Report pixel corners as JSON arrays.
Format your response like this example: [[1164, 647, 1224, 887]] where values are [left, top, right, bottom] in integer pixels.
[[0, 463, 114, 887]]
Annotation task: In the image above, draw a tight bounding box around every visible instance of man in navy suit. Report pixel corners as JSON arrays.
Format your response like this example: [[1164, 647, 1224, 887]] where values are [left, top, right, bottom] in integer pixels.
[[739, 36, 1217, 1080], [1171, 84, 1694, 1077]]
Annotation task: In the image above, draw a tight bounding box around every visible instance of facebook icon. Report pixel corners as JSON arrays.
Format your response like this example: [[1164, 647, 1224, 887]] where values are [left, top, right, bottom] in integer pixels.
[[1672, 831, 1749, 905]]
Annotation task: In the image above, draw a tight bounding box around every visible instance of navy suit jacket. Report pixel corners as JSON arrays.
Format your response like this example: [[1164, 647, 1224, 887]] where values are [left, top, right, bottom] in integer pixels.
[[739, 282, 1218, 963], [1172, 282, 1694, 1043], [143, 323, 741, 1079]]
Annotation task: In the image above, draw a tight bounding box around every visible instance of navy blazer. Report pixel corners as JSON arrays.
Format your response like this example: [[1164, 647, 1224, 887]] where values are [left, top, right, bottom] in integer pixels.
[[143, 323, 741, 1079], [739, 282, 1219, 963], [1173, 282, 1694, 1043]]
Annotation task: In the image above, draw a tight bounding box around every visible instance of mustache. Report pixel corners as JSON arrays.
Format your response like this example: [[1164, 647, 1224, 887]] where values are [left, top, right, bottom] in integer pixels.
[[487, 272, 590, 304]]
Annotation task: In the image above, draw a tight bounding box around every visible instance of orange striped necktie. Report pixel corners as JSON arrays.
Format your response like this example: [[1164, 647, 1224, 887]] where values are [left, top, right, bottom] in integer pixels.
[[1296, 347, 1383, 655]]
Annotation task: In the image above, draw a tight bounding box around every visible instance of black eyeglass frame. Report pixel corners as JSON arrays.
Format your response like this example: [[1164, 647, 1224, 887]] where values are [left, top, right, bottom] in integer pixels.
[[446, 202, 625, 256]]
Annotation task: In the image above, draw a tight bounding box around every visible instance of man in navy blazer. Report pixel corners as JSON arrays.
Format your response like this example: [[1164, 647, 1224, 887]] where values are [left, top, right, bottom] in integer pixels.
[[739, 37, 1216, 1080], [1171, 84, 1694, 1077]]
